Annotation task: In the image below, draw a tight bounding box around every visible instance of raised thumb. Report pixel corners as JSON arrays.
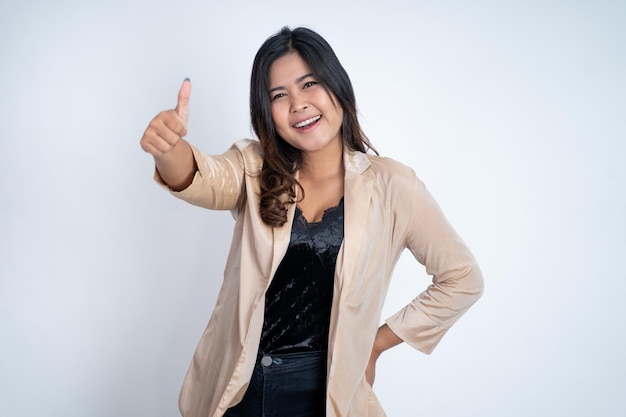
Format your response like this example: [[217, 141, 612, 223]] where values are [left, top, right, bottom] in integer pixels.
[[176, 78, 191, 126]]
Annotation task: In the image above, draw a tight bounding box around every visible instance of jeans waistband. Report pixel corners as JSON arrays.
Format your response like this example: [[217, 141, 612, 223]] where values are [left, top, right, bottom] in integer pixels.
[[256, 350, 327, 373]]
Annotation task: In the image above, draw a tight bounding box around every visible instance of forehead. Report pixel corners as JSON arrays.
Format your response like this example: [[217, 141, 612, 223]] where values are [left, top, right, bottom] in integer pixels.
[[269, 52, 312, 86]]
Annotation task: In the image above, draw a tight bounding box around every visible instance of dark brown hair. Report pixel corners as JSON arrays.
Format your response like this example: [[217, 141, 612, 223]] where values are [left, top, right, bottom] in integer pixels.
[[250, 26, 376, 227]]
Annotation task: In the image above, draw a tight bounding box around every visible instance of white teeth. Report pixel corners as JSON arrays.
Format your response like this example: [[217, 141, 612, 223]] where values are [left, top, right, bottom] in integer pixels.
[[294, 116, 321, 128]]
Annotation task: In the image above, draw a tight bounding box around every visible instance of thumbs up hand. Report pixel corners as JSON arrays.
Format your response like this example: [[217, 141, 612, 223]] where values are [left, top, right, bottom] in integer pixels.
[[140, 79, 192, 157], [140, 79, 197, 191]]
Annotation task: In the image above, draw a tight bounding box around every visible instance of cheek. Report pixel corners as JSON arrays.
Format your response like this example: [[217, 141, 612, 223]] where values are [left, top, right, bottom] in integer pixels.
[[319, 91, 343, 122], [336, 107, 344, 123], [329, 105, 344, 129], [270, 105, 287, 129]]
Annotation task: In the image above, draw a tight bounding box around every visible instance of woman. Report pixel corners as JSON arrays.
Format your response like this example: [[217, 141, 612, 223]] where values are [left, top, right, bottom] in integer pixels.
[[140, 26, 483, 417]]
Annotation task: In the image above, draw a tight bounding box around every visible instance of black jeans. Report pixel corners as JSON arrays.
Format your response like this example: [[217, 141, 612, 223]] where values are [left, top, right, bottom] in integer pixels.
[[223, 350, 327, 417]]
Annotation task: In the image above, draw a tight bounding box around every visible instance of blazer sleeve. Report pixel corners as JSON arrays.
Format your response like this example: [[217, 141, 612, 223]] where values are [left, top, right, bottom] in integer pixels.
[[153, 141, 251, 212], [385, 171, 484, 354]]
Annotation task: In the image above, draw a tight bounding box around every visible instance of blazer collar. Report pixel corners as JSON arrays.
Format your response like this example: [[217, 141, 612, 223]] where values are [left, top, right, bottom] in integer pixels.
[[344, 147, 372, 175]]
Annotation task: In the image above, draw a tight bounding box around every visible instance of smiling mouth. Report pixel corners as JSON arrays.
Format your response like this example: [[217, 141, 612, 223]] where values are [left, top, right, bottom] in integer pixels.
[[293, 116, 321, 129]]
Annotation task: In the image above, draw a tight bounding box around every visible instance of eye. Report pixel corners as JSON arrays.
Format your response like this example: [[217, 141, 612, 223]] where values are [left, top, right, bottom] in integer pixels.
[[303, 81, 317, 89], [271, 92, 286, 101]]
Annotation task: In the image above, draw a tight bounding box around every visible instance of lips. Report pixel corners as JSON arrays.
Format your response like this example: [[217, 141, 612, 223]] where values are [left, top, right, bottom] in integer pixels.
[[293, 115, 321, 129]]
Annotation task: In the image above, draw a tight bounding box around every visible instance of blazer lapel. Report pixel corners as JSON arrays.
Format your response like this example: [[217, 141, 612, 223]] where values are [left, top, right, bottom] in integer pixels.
[[337, 150, 374, 292], [268, 201, 296, 285], [268, 175, 298, 285]]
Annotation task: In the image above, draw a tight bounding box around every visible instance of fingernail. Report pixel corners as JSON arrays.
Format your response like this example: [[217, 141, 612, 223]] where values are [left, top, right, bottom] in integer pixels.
[[184, 77, 190, 82]]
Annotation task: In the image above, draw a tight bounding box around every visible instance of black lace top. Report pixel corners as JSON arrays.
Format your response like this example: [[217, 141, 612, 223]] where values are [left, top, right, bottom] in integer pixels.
[[259, 198, 344, 354]]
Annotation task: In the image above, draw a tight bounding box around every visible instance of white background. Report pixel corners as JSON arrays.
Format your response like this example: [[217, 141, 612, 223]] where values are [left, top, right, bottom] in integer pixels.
[[1, 0, 625, 416]]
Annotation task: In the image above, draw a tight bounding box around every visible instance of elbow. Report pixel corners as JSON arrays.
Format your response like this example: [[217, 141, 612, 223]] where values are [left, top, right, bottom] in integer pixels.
[[443, 261, 484, 308], [464, 262, 484, 305], [433, 261, 485, 316]]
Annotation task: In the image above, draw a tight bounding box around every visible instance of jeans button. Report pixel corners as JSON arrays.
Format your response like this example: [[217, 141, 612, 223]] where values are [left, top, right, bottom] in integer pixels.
[[261, 355, 273, 367]]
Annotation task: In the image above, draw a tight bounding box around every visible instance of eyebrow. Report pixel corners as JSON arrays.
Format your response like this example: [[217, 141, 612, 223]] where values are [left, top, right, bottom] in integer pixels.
[[269, 73, 315, 94]]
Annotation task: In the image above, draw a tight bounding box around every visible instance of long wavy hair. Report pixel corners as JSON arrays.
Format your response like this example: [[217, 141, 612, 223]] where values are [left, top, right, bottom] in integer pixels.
[[250, 26, 376, 227]]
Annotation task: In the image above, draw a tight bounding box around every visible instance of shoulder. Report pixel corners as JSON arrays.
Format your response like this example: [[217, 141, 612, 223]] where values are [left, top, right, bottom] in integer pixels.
[[361, 152, 423, 187], [346, 149, 415, 177], [233, 138, 261, 154], [344, 151, 426, 205], [367, 154, 414, 174], [231, 139, 263, 172]]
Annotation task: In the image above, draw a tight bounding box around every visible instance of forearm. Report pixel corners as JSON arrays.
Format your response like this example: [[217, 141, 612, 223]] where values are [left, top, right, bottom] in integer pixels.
[[366, 324, 403, 385], [154, 139, 197, 191]]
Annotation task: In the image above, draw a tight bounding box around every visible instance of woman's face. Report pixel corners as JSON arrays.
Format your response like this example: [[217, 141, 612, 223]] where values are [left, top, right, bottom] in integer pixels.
[[268, 52, 344, 159]]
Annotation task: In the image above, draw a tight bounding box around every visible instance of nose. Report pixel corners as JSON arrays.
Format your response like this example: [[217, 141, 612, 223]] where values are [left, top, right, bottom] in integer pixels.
[[290, 92, 308, 113], [292, 103, 308, 112]]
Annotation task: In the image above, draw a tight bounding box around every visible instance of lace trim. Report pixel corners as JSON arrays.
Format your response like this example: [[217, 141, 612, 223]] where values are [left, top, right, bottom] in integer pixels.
[[295, 196, 344, 225]]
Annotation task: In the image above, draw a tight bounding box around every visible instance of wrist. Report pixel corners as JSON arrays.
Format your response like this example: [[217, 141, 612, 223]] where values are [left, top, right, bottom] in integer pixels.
[[372, 324, 403, 357]]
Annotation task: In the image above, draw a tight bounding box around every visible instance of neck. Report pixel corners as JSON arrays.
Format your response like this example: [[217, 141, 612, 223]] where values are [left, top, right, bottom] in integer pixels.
[[300, 145, 344, 182]]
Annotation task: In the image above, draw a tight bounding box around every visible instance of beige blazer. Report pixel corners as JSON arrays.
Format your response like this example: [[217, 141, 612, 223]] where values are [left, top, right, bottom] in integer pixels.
[[157, 139, 483, 417]]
